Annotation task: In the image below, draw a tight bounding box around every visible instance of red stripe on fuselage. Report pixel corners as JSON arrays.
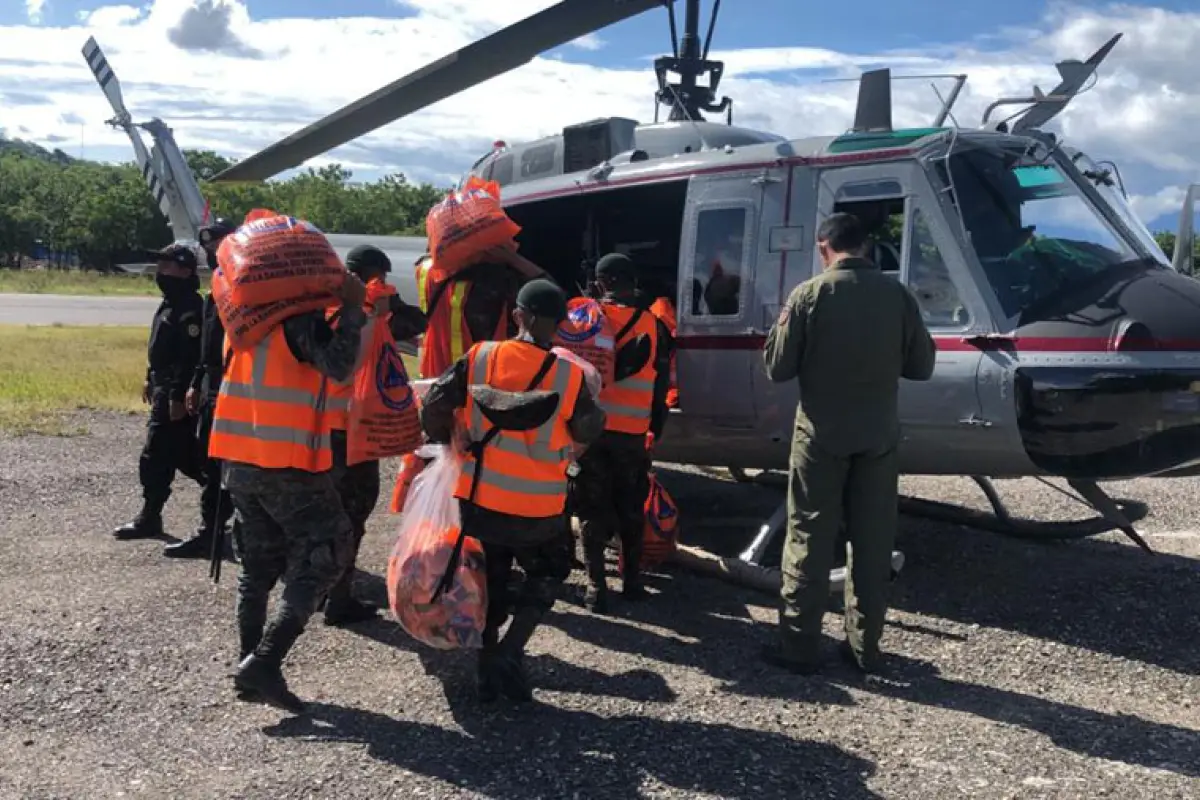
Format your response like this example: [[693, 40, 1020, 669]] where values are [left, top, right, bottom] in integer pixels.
[[674, 335, 1200, 353]]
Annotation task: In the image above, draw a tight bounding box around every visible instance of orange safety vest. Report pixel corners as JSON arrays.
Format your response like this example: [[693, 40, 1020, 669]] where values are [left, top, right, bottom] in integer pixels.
[[453, 340, 584, 518], [599, 303, 661, 435], [209, 325, 333, 472], [648, 297, 678, 408], [416, 256, 509, 379], [322, 284, 392, 432]]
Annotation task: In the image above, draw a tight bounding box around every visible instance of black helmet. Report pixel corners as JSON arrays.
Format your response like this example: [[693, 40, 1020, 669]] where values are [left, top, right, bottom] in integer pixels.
[[198, 217, 236, 247]]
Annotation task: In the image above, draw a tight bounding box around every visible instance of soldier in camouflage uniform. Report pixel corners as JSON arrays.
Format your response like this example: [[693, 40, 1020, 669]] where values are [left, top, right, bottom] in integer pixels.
[[220, 274, 368, 713], [321, 244, 427, 627], [761, 212, 935, 674], [420, 280, 606, 703], [572, 253, 673, 614]]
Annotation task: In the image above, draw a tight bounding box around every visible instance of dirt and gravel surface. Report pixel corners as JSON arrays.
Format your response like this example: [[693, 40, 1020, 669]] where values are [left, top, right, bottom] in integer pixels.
[[1, 412, 1197, 799]]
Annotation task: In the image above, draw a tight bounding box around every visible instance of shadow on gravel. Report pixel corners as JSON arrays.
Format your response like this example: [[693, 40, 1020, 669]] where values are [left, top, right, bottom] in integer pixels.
[[545, 584, 858, 706], [654, 466, 1200, 675], [887, 526, 1200, 675], [838, 655, 1200, 780], [262, 699, 882, 799]]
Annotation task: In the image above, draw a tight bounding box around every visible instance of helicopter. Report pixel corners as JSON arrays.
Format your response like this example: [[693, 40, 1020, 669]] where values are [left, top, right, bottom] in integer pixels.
[[87, 1, 1200, 573]]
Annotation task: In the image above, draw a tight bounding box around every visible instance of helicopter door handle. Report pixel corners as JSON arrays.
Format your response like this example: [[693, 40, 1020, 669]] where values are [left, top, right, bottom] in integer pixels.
[[959, 414, 993, 428], [961, 333, 1017, 350], [751, 175, 781, 185]]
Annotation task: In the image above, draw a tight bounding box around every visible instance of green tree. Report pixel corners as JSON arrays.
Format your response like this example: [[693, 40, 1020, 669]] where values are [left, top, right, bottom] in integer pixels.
[[0, 147, 447, 269]]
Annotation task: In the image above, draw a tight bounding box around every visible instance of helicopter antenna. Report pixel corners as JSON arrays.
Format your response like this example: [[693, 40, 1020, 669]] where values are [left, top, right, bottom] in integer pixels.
[[931, 74, 967, 126], [824, 72, 967, 131], [930, 84, 959, 128], [654, 0, 732, 123]]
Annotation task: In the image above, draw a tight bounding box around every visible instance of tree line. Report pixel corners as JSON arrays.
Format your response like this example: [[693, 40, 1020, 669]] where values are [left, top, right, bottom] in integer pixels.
[[0, 143, 1196, 271], [0, 148, 444, 270]]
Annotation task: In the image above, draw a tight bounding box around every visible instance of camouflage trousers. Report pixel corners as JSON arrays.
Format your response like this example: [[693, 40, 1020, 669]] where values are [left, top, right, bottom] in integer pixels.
[[460, 502, 573, 645], [225, 463, 354, 656], [570, 433, 651, 585], [779, 433, 899, 665], [327, 430, 382, 609]]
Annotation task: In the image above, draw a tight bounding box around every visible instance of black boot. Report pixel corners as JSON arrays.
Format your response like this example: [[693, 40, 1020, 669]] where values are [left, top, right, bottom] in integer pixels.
[[492, 607, 543, 703], [582, 537, 610, 614], [162, 528, 213, 559], [113, 501, 164, 540], [477, 628, 500, 703], [323, 570, 380, 627], [234, 617, 306, 713], [234, 622, 264, 702], [621, 535, 647, 602]]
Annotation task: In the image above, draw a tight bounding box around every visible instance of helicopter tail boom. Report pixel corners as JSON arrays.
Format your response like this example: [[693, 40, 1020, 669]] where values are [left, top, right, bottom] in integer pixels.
[[81, 36, 209, 242]]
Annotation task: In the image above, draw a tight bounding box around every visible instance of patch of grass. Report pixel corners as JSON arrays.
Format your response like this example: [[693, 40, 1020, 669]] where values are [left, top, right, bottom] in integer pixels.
[[0, 269, 211, 297], [0, 324, 423, 436], [0, 324, 147, 435]]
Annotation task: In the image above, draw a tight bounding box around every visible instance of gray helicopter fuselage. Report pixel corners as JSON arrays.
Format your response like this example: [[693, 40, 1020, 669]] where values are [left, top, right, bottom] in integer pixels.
[[388, 122, 1200, 481]]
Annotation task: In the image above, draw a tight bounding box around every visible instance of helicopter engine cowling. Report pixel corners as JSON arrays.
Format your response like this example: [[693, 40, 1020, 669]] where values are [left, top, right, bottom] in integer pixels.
[[1010, 263, 1200, 480]]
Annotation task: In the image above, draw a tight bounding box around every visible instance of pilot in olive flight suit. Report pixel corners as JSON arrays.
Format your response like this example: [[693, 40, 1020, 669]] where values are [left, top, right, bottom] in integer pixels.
[[761, 212, 936, 674]]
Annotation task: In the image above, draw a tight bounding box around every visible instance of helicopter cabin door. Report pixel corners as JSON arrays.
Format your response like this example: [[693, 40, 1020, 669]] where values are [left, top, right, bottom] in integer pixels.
[[675, 170, 766, 428], [813, 162, 992, 472]]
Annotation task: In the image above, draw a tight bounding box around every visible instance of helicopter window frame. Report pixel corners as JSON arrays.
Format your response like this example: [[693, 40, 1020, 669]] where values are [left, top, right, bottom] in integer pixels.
[[683, 199, 756, 323], [827, 179, 974, 331], [829, 180, 909, 279]]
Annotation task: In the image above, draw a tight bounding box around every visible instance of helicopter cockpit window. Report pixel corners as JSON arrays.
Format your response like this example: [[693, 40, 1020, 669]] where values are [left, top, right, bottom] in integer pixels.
[[943, 148, 1146, 319], [833, 181, 905, 275], [691, 207, 746, 316], [906, 207, 968, 327]]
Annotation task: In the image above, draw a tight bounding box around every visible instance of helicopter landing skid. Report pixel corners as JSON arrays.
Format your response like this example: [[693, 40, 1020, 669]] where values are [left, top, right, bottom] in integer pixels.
[[735, 502, 907, 590], [899, 476, 1153, 553]]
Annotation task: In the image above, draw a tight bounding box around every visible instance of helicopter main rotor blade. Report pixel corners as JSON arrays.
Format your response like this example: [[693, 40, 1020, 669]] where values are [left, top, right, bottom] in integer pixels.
[[213, 0, 670, 183]]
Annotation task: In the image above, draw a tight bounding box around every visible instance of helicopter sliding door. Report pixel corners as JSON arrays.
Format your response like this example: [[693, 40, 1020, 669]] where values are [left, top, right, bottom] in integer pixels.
[[675, 171, 766, 430], [813, 162, 996, 474]]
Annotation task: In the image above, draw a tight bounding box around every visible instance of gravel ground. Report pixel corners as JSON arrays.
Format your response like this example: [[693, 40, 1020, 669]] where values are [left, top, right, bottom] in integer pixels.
[[1, 412, 1197, 799]]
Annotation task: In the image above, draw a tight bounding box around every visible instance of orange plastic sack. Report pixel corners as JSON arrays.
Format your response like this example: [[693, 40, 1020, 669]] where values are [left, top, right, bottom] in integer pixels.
[[387, 445, 487, 650], [388, 452, 428, 513], [346, 280, 424, 465], [213, 213, 346, 350], [619, 473, 680, 573], [425, 176, 521, 274], [649, 296, 679, 408], [553, 297, 616, 388], [215, 213, 347, 309]]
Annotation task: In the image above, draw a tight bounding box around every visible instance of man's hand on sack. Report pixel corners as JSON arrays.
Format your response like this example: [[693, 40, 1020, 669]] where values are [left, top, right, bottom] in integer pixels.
[[141, 381, 151, 404], [185, 387, 200, 416]]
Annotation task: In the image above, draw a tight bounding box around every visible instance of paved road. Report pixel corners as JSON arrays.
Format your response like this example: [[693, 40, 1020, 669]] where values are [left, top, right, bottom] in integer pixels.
[[0, 293, 157, 326]]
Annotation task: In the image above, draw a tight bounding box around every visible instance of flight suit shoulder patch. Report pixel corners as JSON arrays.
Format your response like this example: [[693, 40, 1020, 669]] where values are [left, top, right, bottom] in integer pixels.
[[187, 323, 201, 337]]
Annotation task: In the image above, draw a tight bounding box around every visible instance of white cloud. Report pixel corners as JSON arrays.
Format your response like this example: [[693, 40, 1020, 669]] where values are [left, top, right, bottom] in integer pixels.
[[25, 0, 47, 25], [0, 0, 1196, 228]]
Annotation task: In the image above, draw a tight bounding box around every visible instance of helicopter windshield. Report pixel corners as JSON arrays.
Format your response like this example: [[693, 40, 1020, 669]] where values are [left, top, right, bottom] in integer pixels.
[[1070, 151, 1172, 267], [939, 144, 1161, 319]]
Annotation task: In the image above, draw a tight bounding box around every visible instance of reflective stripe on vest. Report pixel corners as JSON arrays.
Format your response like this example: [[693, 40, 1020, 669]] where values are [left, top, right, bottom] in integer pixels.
[[417, 259, 508, 379], [453, 340, 581, 517], [598, 304, 660, 435], [208, 327, 333, 472]]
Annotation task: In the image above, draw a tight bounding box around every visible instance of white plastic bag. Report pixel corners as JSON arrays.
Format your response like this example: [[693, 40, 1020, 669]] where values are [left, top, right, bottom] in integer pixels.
[[386, 443, 488, 650], [552, 346, 602, 399]]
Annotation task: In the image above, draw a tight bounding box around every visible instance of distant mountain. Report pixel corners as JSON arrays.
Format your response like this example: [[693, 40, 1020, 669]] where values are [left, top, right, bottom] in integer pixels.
[[0, 134, 79, 165]]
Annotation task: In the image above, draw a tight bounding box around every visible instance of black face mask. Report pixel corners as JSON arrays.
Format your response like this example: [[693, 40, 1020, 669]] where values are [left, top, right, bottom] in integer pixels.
[[156, 273, 200, 296]]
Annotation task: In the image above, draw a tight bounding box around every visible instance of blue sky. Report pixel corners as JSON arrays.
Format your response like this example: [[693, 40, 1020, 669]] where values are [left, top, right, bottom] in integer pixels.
[[3, 1, 1199, 236]]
